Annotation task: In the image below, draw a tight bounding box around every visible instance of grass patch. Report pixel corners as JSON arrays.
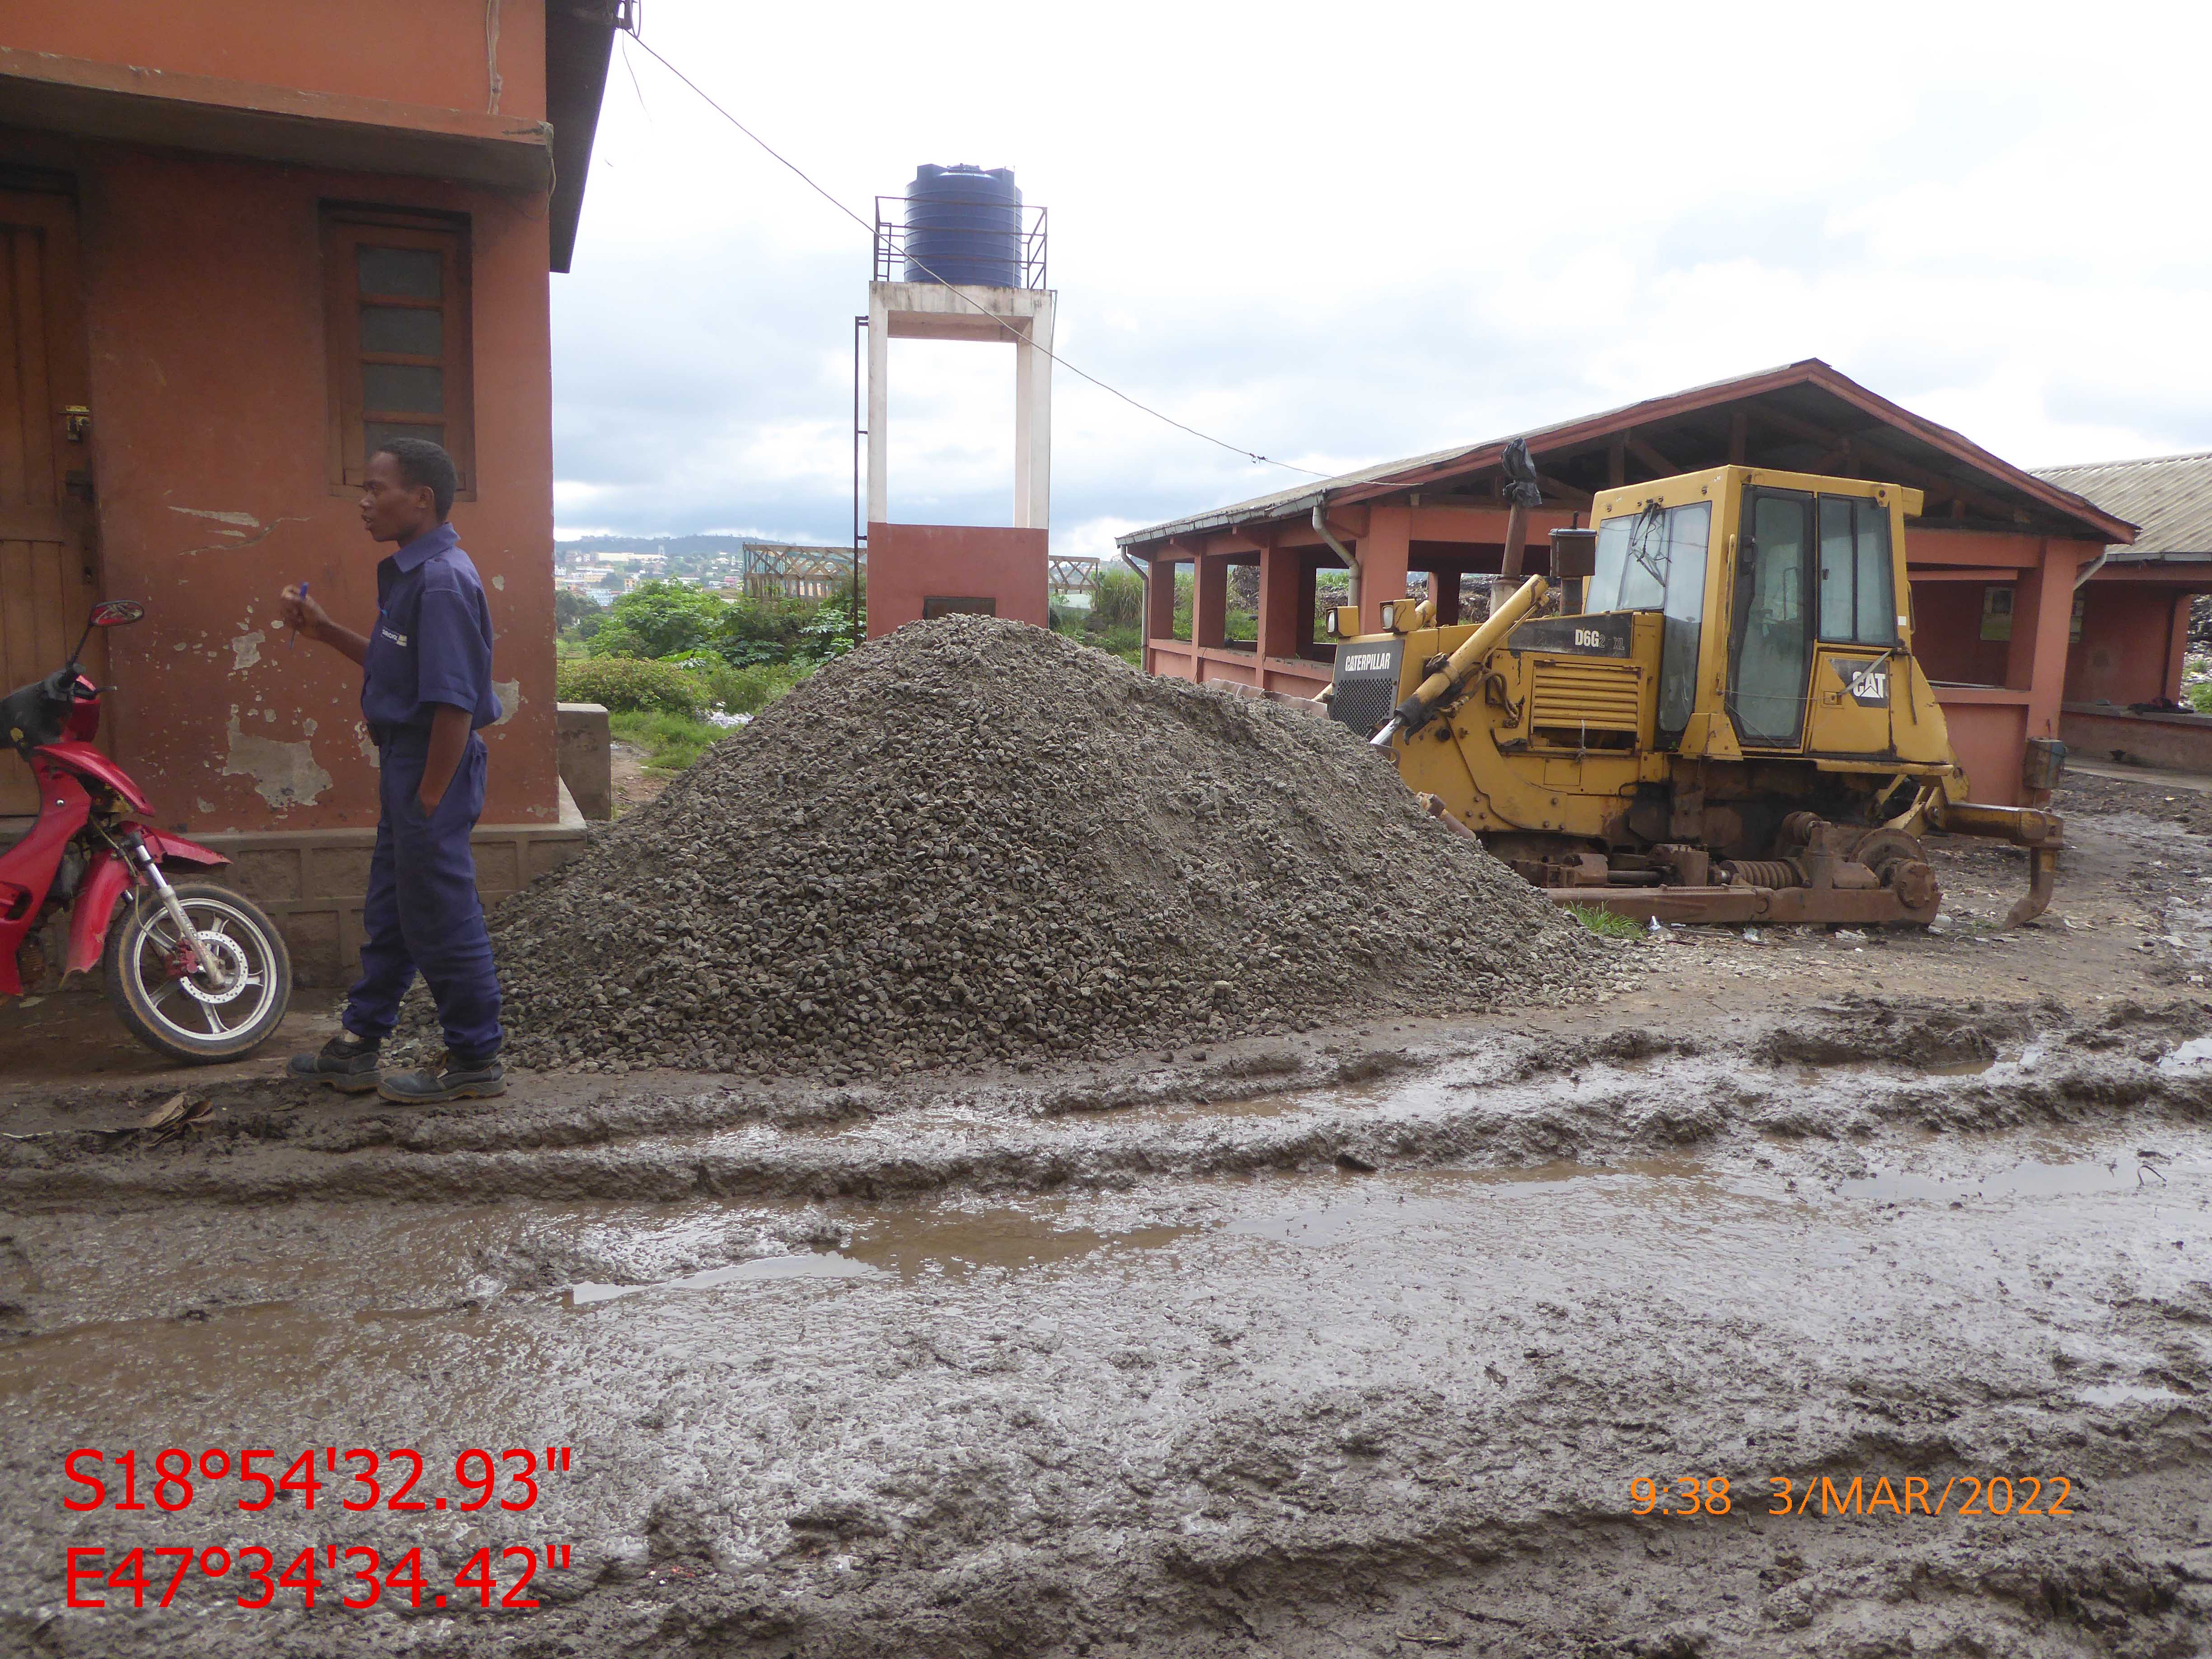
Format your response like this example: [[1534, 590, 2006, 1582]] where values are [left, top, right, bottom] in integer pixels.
[[610, 709, 726, 773], [1566, 903, 1645, 939]]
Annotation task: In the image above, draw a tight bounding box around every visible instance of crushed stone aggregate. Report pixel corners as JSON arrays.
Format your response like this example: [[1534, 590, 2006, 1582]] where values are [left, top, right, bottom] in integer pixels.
[[416, 617, 1603, 1076]]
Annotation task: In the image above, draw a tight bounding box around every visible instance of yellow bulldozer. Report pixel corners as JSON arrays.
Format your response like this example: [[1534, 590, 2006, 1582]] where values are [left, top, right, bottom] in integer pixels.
[[1327, 462, 2062, 927]]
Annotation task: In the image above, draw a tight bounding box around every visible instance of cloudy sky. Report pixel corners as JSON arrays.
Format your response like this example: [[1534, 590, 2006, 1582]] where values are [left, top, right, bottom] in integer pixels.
[[552, 0, 2212, 558]]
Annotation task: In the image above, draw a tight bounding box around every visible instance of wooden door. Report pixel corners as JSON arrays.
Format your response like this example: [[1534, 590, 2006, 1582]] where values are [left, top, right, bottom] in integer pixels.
[[0, 187, 96, 820]]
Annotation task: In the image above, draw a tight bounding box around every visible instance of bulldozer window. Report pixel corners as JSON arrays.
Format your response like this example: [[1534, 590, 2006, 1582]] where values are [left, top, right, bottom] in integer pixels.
[[1817, 496, 1896, 647], [1654, 502, 1710, 743], [1731, 490, 1814, 747], [1590, 503, 1711, 745]]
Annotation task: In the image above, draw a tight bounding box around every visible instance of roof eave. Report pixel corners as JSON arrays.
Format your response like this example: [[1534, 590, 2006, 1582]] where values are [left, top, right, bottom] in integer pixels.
[[545, 4, 619, 274], [1118, 358, 2138, 551]]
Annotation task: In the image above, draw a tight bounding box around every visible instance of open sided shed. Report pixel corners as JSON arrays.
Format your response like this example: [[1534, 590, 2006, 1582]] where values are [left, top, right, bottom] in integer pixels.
[[1117, 360, 2136, 805]]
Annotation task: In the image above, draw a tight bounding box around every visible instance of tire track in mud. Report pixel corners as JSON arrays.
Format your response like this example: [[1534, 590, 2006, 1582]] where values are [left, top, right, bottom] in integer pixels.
[[5, 998, 2210, 1211]]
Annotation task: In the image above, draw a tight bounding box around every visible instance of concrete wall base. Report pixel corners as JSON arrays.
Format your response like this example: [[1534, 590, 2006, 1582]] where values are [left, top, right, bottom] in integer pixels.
[[556, 702, 612, 820], [2062, 704, 2212, 774], [192, 814, 591, 987]]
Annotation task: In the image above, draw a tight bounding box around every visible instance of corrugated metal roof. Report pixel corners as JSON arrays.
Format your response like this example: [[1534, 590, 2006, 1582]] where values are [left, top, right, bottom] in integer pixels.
[[1119, 358, 2136, 551], [2034, 452, 2212, 562], [1115, 362, 1800, 544]]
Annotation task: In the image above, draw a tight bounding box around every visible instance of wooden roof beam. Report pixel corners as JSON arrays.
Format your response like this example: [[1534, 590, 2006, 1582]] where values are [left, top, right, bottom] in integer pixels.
[[1624, 430, 1682, 478], [1748, 403, 2022, 524]]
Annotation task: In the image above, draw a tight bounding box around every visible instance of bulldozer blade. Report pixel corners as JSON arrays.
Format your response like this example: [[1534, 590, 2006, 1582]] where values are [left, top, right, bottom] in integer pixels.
[[1544, 885, 1940, 928]]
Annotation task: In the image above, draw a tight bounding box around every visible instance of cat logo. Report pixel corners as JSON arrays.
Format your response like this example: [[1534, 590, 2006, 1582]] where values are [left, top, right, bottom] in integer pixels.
[[1835, 657, 1890, 707], [1340, 651, 1395, 674]]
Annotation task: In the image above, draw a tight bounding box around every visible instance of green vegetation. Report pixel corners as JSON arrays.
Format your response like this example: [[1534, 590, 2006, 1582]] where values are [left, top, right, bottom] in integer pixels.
[[557, 653, 813, 727], [1052, 565, 1148, 665], [1315, 574, 1349, 642], [609, 709, 727, 773], [2186, 655, 2212, 713], [554, 655, 712, 717], [1566, 904, 1645, 940], [567, 577, 862, 671], [700, 659, 814, 715], [553, 578, 852, 776]]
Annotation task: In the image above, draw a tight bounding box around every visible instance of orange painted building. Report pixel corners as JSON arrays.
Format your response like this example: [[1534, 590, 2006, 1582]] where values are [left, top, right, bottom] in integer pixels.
[[0, 3, 619, 979], [1120, 362, 2138, 806], [2036, 452, 2212, 772]]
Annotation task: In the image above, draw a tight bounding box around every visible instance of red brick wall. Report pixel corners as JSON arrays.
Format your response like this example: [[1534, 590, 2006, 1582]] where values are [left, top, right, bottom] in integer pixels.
[[864, 523, 1050, 637]]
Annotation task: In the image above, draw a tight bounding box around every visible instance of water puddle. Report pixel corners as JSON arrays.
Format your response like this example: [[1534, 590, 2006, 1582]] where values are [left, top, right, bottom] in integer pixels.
[[1923, 1055, 1998, 1077], [847, 1210, 1193, 1280], [567, 1251, 880, 1307], [565, 1205, 1198, 1304], [2080, 1382, 2192, 1407], [1838, 1153, 2200, 1205], [1787, 1053, 1998, 1083], [1230, 1160, 1711, 1249], [1152, 1092, 1311, 1124], [0, 1298, 548, 1411], [2158, 1036, 2212, 1074]]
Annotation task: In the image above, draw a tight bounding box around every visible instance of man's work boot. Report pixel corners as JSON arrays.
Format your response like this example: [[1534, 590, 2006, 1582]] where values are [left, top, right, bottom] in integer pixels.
[[377, 1050, 506, 1105], [286, 1032, 382, 1094]]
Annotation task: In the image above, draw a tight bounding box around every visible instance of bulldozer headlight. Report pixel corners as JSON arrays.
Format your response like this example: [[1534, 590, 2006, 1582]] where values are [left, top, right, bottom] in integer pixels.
[[1324, 609, 1339, 638]]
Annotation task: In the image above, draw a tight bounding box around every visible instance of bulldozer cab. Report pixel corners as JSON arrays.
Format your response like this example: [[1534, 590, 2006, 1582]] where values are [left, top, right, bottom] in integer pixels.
[[1576, 467, 1924, 761]]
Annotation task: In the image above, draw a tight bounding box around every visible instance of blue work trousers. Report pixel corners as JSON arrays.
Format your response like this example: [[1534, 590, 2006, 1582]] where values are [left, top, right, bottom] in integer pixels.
[[342, 731, 504, 1059]]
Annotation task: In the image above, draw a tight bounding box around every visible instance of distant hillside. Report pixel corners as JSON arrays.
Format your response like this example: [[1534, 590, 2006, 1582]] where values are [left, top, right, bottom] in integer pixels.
[[557, 534, 758, 556]]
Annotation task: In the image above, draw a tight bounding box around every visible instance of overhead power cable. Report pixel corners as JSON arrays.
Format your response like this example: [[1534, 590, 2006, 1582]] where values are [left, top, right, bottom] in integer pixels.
[[621, 33, 1329, 480]]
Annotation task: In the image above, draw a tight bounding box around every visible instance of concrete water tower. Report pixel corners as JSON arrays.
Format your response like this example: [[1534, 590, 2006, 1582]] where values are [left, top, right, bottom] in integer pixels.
[[860, 165, 1055, 636]]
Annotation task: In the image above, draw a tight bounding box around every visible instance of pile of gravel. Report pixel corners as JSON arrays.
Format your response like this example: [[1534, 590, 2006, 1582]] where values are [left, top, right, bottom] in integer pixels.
[[470, 617, 1604, 1078]]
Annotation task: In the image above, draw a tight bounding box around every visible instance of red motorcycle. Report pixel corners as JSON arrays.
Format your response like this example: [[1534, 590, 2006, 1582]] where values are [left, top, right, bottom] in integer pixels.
[[2, 600, 291, 1062]]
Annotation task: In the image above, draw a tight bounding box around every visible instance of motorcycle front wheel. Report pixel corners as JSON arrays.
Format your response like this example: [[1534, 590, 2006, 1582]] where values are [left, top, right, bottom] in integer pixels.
[[103, 881, 293, 1063]]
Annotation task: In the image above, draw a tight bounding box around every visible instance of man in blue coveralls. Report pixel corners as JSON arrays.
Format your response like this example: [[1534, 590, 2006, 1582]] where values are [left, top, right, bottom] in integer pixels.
[[278, 438, 507, 1103]]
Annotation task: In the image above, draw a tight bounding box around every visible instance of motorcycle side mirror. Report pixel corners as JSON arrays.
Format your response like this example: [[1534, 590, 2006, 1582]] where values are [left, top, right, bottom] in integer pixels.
[[90, 600, 146, 627]]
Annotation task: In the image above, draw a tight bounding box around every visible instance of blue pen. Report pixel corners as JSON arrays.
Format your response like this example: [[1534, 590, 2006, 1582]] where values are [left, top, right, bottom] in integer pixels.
[[289, 581, 309, 650]]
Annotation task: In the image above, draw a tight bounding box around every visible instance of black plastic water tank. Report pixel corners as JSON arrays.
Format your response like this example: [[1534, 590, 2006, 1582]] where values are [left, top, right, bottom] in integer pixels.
[[904, 164, 1022, 287]]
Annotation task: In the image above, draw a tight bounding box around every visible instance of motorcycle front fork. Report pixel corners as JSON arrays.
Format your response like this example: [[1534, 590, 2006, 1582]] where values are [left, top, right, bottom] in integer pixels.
[[122, 833, 229, 991]]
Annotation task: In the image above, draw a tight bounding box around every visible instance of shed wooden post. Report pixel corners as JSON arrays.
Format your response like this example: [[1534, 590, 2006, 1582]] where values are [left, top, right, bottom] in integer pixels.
[[1143, 555, 1177, 667], [1256, 542, 1302, 664], [1428, 569, 1461, 625], [1360, 507, 1412, 636], [1193, 552, 1229, 651]]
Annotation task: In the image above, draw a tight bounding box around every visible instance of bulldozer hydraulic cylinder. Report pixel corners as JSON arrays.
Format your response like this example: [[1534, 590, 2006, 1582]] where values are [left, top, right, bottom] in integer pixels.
[[1926, 800, 2064, 928], [1371, 574, 1548, 749], [1929, 801, 2061, 848]]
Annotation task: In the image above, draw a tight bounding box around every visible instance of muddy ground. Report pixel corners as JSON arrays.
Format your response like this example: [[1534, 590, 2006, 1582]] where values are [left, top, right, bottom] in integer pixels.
[[2, 773, 2210, 1658]]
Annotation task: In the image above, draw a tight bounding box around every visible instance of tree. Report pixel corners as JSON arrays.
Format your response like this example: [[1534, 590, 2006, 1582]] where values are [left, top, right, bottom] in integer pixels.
[[588, 580, 730, 660], [557, 588, 610, 633]]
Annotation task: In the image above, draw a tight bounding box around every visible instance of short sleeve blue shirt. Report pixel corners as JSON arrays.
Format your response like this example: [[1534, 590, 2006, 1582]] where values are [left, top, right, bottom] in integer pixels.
[[361, 523, 502, 735]]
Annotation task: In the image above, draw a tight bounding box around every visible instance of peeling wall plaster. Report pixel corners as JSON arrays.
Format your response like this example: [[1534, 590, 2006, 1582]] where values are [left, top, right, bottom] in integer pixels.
[[221, 713, 331, 811], [230, 630, 264, 671], [168, 508, 310, 557], [492, 679, 521, 726]]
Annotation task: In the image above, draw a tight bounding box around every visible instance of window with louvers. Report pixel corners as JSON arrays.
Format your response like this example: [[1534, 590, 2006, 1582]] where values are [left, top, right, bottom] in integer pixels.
[[322, 208, 474, 497]]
